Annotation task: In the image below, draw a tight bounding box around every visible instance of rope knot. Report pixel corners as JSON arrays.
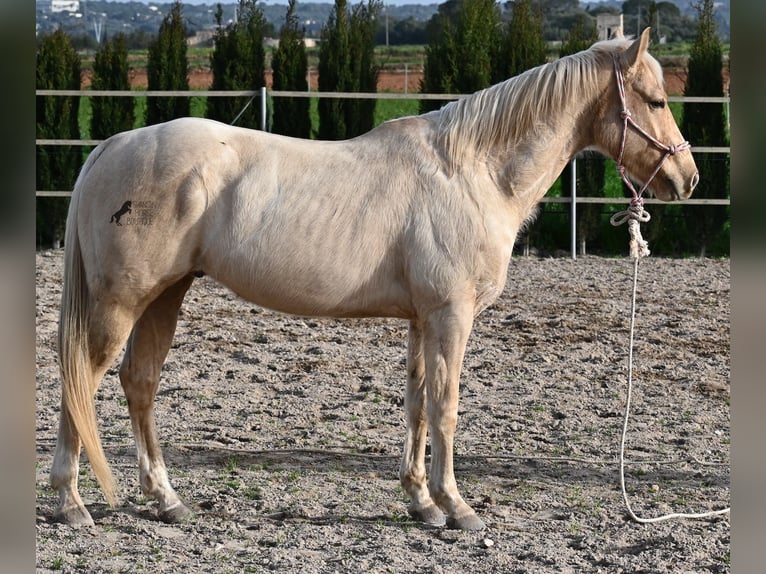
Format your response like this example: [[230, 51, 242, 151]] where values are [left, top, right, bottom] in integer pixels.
[[620, 109, 631, 120], [667, 144, 677, 155], [628, 200, 651, 223], [610, 200, 651, 259]]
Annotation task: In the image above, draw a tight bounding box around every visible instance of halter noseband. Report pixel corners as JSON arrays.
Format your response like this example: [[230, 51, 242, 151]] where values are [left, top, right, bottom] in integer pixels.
[[611, 54, 691, 209]]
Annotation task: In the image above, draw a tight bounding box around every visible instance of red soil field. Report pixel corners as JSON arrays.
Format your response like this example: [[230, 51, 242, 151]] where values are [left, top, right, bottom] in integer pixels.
[[81, 62, 729, 97]]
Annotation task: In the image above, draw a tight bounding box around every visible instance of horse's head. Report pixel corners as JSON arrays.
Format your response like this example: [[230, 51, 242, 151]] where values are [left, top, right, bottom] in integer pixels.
[[595, 28, 699, 201]]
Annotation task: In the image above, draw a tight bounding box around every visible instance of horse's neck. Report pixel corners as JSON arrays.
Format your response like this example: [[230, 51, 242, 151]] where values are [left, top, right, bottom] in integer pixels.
[[489, 71, 605, 203], [501, 127, 579, 199]]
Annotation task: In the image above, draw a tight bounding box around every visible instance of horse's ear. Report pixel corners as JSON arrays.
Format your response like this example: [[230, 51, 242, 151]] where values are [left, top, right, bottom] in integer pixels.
[[624, 27, 651, 71]]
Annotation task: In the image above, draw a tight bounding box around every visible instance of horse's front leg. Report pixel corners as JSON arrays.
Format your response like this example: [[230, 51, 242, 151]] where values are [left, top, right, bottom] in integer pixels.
[[119, 277, 194, 523], [400, 320, 446, 527], [423, 301, 486, 531]]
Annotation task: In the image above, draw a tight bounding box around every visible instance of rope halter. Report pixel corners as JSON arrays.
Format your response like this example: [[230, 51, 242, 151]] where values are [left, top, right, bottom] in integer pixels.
[[608, 54, 691, 259]]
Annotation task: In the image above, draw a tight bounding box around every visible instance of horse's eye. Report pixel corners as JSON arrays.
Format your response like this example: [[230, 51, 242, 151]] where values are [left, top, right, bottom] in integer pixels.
[[649, 100, 666, 110]]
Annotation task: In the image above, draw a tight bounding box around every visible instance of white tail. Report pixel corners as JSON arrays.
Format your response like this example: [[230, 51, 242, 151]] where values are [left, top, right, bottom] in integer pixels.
[[57, 174, 118, 507]]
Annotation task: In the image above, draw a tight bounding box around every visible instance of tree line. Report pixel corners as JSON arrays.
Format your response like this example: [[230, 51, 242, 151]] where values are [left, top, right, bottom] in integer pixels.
[[41, 1, 726, 51], [36, 0, 728, 256]]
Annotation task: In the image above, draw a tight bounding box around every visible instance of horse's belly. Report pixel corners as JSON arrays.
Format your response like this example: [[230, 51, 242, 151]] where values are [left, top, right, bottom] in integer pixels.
[[205, 253, 413, 319]]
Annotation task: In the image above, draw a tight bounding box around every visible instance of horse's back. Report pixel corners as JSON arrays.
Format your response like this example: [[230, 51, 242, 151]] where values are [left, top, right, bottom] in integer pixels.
[[71, 118, 422, 317], [72, 115, 511, 320]]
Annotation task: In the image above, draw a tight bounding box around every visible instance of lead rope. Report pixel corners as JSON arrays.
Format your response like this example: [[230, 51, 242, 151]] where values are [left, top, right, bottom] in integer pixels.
[[609, 54, 729, 524], [610, 197, 730, 524]]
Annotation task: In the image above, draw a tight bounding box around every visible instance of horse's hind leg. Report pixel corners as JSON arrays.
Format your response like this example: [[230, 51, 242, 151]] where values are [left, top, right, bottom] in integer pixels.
[[119, 275, 194, 523], [51, 412, 94, 524], [400, 320, 446, 527], [51, 303, 136, 525]]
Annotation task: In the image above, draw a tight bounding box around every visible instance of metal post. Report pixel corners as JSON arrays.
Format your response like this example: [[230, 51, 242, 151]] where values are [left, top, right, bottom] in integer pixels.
[[261, 86, 267, 132], [404, 63, 408, 95], [570, 158, 577, 260], [385, 3, 389, 47]]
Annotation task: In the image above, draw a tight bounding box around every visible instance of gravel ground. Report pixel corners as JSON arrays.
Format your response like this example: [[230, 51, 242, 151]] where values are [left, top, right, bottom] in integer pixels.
[[35, 250, 730, 573]]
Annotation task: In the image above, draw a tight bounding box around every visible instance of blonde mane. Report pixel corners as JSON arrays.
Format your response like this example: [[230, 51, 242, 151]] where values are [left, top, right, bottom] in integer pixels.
[[433, 37, 661, 170]]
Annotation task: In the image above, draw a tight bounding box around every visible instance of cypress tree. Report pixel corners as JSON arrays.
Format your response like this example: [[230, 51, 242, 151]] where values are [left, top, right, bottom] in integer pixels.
[[91, 33, 134, 139], [207, 0, 267, 129], [681, 0, 729, 256], [36, 29, 81, 248], [498, 0, 546, 79], [455, 0, 500, 91], [420, 0, 501, 113], [318, 0, 351, 140], [420, 11, 458, 112], [347, 0, 381, 136], [271, 0, 311, 138], [317, 0, 381, 140], [146, 0, 189, 125], [559, 20, 604, 255]]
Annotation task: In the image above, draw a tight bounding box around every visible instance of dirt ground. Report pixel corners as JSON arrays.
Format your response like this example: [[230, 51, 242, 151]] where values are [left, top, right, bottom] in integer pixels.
[[35, 249, 729, 573]]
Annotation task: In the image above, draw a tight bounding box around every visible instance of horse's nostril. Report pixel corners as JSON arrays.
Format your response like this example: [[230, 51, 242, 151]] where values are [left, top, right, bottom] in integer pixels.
[[691, 172, 700, 190]]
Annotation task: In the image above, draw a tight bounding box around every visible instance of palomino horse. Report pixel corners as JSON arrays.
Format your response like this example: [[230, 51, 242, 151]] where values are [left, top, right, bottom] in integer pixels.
[[51, 29, 697, 530]]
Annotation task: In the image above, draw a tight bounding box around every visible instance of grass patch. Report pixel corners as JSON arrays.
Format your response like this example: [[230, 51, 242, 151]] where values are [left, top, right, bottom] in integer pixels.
[[374, 96, 420, 124], [306, 95, 421, 138], [223, 456, 240, 473], [79, 91, 420, 141]]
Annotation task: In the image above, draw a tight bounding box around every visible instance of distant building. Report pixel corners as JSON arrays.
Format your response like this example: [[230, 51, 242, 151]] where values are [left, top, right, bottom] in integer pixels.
[[262, 37, 318, 49], [187, 30, 216, 47], [596, 13, 624, 41], [51, 0, 80, 13]]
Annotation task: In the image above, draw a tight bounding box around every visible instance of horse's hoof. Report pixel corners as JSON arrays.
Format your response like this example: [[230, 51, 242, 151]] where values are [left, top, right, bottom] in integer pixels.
[[159, 502, 193, 524], [446, 512, 486, 531], [52, 505, 95, 526], [408, 503, 446, 527]]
